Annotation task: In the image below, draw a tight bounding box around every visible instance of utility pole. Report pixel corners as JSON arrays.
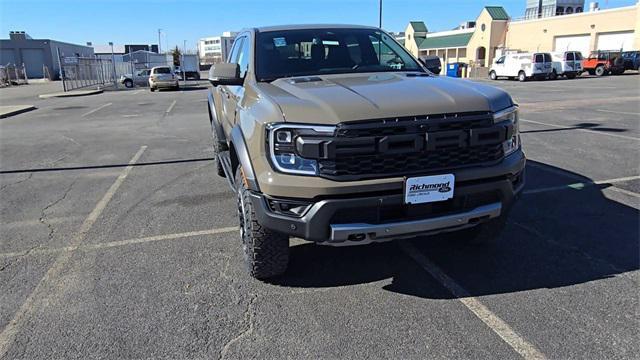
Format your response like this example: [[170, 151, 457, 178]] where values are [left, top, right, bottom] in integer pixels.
[[379, 0, 382, 28], [109, 42, 118, 89], [158, 29, 163, 53], [182, 39, 186, 85]]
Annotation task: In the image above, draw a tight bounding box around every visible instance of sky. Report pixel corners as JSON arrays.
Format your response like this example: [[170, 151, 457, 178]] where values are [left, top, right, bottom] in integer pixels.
[[0, 0, 637, 51]]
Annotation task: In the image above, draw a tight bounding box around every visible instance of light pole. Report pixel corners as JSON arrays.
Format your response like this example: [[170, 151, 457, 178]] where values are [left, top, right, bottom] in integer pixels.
[[182, 40, 186, 85], [158, 29, 163, 53], [378, 0, 382, 28], [109, 41, 118, 89]]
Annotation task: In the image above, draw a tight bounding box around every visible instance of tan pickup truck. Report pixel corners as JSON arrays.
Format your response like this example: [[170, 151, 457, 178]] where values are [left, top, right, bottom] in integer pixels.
[[207, 25, 525, 279]]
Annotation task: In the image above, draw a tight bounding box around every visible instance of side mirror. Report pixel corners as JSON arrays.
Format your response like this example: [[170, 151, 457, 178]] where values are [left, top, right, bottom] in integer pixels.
[[209, 63, 243, 86]]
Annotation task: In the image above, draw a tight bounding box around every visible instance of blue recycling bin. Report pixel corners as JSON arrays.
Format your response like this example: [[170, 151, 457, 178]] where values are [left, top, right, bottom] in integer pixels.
[[447, 63, 461, 77]]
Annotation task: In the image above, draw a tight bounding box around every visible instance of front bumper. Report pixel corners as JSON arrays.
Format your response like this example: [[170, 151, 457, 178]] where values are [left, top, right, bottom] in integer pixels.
[[250, 150, 525, 243], [149, 80, 178, 88]]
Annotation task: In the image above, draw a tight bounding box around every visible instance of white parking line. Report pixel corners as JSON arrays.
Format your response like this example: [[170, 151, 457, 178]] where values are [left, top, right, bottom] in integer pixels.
[[596, 109, 640, 116], [522, 175, 640, 195], [166, 100, 177, 114], [399, 242, 546, 360], [520, 118, 639, 141], [0, 146, 146, 358], [81, 103, 112, 117], [0, 227, 238, 259]]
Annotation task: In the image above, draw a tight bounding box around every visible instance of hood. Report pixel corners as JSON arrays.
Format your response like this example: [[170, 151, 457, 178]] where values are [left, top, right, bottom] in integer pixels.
[[256, 72, 513, 125]]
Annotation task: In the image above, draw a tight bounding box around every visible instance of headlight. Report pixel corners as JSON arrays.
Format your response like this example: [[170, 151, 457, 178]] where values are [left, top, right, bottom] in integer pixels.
[[493, 106, 520, 156], [267, 124, 335, 175]]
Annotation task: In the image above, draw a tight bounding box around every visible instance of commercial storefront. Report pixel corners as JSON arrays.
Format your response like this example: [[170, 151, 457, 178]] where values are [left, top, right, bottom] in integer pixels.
[[403, 3, 639, 75]]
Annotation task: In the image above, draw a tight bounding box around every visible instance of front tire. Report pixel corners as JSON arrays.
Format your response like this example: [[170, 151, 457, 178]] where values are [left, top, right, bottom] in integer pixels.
[[595, 65, 606, 76], [124, 79, 134, 88], [489, 71, 497, 80], [236, 168, 289, 280]]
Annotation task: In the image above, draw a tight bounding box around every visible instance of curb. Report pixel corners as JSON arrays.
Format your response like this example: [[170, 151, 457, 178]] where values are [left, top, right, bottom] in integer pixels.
[[38, 89, 103, 99], [0, 105, 36, 119]]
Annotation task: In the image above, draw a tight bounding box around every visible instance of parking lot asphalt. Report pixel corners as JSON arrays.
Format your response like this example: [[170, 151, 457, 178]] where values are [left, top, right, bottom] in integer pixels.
[[1, 74, 638, 359]]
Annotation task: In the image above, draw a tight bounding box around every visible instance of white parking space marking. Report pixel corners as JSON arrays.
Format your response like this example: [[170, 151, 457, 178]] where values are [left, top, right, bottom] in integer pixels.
[[81, 103, 112, 117], [596, 109, 640, 116], [0, 227, 238, 259], [606, 186, 640, 199], [165, 100, 177, 114], [0, 146, 147, 358], [133, 90, 143, 95], [399, 242, 546, 360], [122, 114, 140, 118], [521, 118, 639, 141], [523, 175, 640, 195]]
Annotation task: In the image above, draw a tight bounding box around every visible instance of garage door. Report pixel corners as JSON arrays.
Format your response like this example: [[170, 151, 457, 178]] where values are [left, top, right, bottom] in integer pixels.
[[20, 48, 45, 78], [596, 31, 634, 51], [0, 48, 16, 64], [554, 34, 590, 55]]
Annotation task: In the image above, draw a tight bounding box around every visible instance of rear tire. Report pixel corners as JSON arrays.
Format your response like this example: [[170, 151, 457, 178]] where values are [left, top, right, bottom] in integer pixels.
[[549, 70, 557, 80], [124, 79, 134, 88], [236, 168, 289, 280], [566, 73, 576, 79], [587, 69, 595, 76], [489, 71, 497, 80], [595, 65, 606, 76], [150, 87, 156, 92], [518, 71, 526, 82]]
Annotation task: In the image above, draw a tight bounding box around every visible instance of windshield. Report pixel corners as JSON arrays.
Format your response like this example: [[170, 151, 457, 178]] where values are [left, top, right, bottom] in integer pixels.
[[255, 28, 423, 81]]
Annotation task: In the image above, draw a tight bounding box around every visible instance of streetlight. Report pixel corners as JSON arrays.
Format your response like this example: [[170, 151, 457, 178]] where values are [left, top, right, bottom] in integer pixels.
[[379, 0, 382, 28], [182, 40, 186, 85], [109, 41, 118, 89], [158, 29, 163, 53]]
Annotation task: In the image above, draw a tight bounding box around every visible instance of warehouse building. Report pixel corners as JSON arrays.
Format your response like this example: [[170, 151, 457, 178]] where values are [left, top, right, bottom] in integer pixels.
[[198, 32, 237, 66], [0, 31, 94, 79], [404, 2, 639, 74]]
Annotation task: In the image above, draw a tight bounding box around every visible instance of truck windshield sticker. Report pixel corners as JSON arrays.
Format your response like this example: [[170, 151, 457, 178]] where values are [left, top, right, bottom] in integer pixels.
[[273, 37, 287, 47]]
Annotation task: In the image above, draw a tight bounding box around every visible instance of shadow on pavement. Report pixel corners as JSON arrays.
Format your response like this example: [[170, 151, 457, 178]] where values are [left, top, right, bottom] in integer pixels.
[[521, 122, 629, 134], [271, 160, 639, 299]]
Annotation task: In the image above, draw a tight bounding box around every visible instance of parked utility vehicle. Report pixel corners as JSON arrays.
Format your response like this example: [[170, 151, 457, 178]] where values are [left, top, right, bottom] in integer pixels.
[[489, 52, 553, 81], [207, 25, 525, 279], [120, 69, 151, 88], [621, 51, 640, 72], [550, 51, 583, 79], [583, 50, 624, 76], [149, 66, 179, 91]]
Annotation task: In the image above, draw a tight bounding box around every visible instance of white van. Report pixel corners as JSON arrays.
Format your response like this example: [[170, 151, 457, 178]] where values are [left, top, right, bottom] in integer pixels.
[[550, 51, 583, 79], [489, 52, 553, 82]]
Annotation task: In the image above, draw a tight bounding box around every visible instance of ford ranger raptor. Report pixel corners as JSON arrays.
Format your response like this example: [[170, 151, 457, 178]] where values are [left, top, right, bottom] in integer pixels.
[[207, 25, 525, 279]]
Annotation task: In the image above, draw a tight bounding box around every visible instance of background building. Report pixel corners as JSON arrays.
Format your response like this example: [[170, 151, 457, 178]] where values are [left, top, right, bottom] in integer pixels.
[[404, 2, 639, 75], [0, 31, 94, 79], [525, 0, 585, 19], [198, 31, 237, 65]]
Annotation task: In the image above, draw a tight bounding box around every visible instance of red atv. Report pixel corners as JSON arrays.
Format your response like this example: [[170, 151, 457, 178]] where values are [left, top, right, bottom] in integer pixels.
[[582, 50, 625, 76]]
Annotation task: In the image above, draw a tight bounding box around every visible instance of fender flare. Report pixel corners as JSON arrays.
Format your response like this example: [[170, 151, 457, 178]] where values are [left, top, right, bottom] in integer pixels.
[[208, 90, 228, 149], [230, 126, 260, 192]]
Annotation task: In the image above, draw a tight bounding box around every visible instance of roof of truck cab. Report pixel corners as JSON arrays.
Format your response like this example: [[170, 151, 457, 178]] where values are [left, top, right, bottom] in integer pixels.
[[253, 24, 380, 32]]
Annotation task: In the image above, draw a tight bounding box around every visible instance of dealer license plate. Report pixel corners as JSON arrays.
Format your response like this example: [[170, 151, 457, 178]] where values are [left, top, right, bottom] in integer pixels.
[[404, 174, 455, 204]]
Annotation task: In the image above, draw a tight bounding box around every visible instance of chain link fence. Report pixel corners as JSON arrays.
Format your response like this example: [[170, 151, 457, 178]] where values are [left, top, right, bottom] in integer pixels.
[[60, 56, 119, 92], [0, 63, 29, 87]]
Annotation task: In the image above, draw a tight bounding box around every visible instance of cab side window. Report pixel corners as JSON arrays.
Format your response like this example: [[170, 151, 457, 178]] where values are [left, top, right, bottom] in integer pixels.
[[236, 36, 251, 78], [227, 37, 243, 63], [566, 52, 574, 61], [496, 56, 505, 64]]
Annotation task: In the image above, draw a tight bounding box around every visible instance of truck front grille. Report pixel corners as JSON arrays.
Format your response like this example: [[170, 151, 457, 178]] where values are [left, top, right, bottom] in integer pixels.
[[293, 111, 511, 181]]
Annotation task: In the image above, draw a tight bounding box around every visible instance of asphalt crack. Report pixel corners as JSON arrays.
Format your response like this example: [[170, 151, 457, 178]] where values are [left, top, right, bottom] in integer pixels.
[[0, 172, 33, 193], [219, 293, 258, 360], [39, 180, 76, 244]]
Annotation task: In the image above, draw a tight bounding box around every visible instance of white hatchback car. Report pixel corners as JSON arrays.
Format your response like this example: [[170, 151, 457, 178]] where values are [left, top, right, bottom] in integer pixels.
[[489, 52, 553, 82], [149, 66, 179, 91]]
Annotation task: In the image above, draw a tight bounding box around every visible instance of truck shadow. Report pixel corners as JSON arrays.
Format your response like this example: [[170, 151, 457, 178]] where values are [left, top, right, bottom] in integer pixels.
[[271, 161, 639, 299]]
